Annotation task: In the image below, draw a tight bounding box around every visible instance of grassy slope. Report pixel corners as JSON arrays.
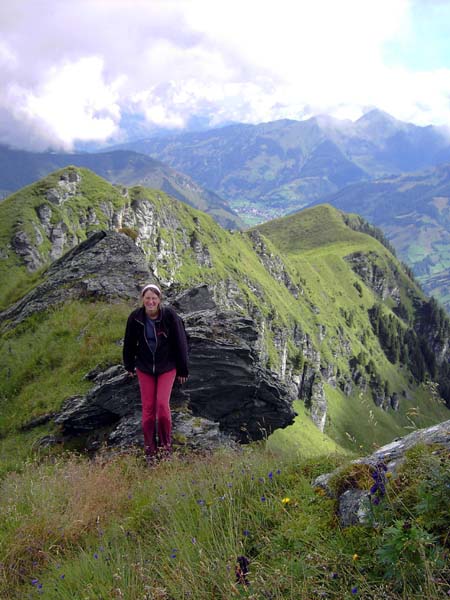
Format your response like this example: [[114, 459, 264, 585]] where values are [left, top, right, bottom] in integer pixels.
[[1, 443, 448, 600], [0, 174, 448, 476], [254, 204, 449, 449]]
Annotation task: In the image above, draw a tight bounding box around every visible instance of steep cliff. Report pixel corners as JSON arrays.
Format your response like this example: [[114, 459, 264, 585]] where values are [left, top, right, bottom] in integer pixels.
[[0, 167, 449, 455]]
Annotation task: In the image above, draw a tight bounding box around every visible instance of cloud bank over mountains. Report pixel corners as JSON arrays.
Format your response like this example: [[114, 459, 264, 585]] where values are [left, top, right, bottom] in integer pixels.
[[1, 0, 450, 151]]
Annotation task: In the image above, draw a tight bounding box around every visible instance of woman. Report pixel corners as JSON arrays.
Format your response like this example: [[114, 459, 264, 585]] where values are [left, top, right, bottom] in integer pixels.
[[123, 283, 189, 459]]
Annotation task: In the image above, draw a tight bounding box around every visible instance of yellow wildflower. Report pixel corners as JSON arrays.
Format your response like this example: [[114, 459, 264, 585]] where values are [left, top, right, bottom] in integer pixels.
[[281, 497, 291, 505], [352, 553, 359, 561]]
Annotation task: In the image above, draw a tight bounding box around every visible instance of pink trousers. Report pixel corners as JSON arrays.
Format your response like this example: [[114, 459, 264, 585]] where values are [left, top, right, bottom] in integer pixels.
[[136, 368, 176, 456]]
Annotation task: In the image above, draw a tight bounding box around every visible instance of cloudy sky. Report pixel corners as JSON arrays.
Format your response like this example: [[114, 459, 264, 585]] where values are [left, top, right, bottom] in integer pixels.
[[1, 0, 450, 151]]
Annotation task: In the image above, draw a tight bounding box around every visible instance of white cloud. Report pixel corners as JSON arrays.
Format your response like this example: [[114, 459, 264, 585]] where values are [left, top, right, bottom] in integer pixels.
[[1, 0, 450, 150]]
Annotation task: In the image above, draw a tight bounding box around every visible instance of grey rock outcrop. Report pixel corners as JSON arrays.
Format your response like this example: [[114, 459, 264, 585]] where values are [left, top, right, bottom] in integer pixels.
[[5, 231, 296, 450], [52, 293, 296, 447], [313, 419, 450, 526], [0, 231, 151, 329], [345, 251, 401, 304], [249, 230, 301, 298]]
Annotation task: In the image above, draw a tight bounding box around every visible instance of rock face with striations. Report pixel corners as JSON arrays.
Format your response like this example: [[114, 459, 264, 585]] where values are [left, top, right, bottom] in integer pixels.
[[4, 230, 296, 450], [0, 230, 151, 329]]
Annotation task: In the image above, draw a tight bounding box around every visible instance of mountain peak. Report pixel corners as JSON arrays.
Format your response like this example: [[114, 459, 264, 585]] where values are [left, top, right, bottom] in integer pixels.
[[354, 109, 409, 140], [356, 108, 400, 126], [355, 108, 406, 129]]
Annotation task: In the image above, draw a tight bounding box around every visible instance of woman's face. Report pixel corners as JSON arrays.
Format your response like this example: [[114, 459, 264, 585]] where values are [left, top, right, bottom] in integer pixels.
[[143, 290, 161, 314]]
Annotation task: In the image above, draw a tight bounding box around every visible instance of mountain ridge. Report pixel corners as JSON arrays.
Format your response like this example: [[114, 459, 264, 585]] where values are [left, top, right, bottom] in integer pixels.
[[0, 145, 242, 229], [108, 110, 450, 223], [312, 162, 450, 311], [1, 167, 448, 464]]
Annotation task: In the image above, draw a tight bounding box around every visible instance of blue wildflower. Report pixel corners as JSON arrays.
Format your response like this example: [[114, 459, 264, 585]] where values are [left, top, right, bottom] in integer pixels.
[[369, 462, 388, 502]]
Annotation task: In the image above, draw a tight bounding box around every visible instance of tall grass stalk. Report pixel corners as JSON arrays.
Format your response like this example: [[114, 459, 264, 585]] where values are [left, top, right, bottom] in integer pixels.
[[0, 442, 448, 599]]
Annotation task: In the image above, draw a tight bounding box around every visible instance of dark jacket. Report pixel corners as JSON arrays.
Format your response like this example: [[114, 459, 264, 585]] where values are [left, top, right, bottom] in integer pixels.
[[123, 305, 189, 377]]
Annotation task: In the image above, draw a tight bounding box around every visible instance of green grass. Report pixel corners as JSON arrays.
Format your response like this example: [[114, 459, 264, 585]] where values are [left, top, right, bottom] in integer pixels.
[[324, 384, 449, 453], [0, 442, 448, 599], [1, 180, 447, 477], [254, 204, 370, 254], [268, 401, 347, 456], [0, 178, 448, 598], [0, 300, 130, 435]]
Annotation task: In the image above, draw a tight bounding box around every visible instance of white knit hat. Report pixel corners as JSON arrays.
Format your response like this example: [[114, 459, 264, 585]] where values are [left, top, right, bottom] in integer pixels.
[[141, 283, 162, 297]]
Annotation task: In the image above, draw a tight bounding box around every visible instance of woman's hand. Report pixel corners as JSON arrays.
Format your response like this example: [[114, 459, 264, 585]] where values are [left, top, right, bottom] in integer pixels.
[[177, 376, 188, 385]]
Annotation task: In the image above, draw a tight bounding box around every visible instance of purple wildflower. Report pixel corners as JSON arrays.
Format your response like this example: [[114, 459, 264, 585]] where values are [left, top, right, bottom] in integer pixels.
[[351, 586, 358, 594], [369, 462, 388, 502], [261, 496, 266, 502], [236, 555, 250, 586]]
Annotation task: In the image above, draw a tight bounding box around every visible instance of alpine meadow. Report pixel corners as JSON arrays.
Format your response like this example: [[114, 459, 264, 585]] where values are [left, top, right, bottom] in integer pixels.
[[0, 164, 449, 599]]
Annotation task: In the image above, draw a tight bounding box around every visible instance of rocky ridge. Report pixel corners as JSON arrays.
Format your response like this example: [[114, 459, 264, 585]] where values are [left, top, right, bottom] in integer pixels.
[[2, 167, 449, 453], [5, 230, 296, 450]]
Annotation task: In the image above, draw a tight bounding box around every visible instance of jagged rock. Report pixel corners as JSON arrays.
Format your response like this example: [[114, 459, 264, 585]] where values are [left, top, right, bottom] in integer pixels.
[[46, 170, 81, 205], [249, 230, 301, 298], [2, 229, 296, 449], [170, 284, 217, 312], [177, 309, 295, 442], [0, 231, 152, 329], [313, 419, 450, 526], [51, 304, 296, 447], [11, 230, 44, 271], [338, 489, 369, 527], [190, 232, 212, 267], [345, 251, 401, 304]]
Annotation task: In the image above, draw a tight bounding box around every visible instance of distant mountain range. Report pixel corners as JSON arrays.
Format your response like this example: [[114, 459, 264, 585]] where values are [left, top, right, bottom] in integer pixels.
[[109, 109, 450, 223], [0, 145, 242, 229], [2, 109, 450, 310]]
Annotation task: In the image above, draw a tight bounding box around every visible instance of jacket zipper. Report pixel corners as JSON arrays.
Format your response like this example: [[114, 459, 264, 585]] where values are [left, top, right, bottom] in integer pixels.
[[136, 316, 158, 374]]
